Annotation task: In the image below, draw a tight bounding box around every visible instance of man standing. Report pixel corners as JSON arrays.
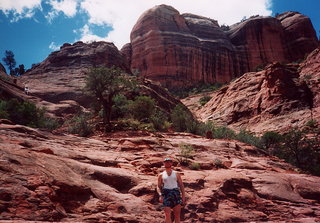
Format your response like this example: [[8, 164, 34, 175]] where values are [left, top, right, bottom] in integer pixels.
[[158, 157, 186, 223]]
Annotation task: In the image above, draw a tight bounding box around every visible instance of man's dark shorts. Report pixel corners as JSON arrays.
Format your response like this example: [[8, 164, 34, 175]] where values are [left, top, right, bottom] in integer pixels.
[[162, 188, 182, 208]]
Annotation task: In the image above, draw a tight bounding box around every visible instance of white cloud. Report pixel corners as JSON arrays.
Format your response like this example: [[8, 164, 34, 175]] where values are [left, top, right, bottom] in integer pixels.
[[75, 24, 108, 42], [80, 0, 273, 49], [0, 0, 41, 20], [48, 0, 79, 17], [49, 41, 60, 50]]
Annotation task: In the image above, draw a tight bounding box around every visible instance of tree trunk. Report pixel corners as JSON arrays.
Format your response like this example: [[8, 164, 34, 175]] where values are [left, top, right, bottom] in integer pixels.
[[102, 94, 114, 132]]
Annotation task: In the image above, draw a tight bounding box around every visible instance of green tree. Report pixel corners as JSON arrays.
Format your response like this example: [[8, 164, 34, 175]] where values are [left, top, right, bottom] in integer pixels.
[[16, 64, 25, 75], [2, 50, 16, 75], [261, 131, 283, 152], [84, 66, 133, 128]]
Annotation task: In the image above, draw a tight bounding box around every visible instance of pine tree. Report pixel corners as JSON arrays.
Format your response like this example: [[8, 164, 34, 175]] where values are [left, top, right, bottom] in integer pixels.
[[2, 50, 16, 75]]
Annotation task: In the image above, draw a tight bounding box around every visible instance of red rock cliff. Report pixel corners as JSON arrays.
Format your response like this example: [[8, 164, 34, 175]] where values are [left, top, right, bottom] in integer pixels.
[[124, 5, 318, 89]]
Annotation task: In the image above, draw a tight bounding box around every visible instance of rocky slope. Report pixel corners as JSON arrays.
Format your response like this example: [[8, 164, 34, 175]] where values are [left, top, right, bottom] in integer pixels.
[[183, 47, 320, 134], [0, 63, 6, 74], [1, 121, 320, 222], [122, 5, 318, 89]]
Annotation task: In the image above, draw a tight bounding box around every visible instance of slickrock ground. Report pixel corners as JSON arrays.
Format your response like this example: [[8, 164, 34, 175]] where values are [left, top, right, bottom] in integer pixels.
[[1, 121, 320, 222], [183, 47, 320, 134]]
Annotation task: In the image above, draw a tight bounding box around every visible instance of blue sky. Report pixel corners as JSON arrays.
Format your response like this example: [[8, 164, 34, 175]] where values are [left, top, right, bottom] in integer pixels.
[[0, 0, 319, 71]]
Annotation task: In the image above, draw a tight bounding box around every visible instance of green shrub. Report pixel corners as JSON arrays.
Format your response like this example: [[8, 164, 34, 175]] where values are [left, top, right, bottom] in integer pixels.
[[171, 104, 194, 132], [261, 131, 283, 150], [38, 116, 61, 131], [236, 129, 262, 149], [116, 118, 155, 131], [150, 109, 169, 131], [189, 162, 201, 170], [170, 83, 223, 99], [305, 119, 318, 128], [199, 95, 212, 106], [177, 144, 194, 166], [0, 99, 59, 130], [213, 158, 226, 168], [128, 96, 155, 121], [278, 128, 320, 176], [68, 113, 93, 137], [0, 100, 9, 119], [213, 126, 236, 139]]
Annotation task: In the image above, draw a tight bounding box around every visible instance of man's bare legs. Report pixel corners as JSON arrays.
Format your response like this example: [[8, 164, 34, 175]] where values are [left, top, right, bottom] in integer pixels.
[[164, 207, 172, 223], [173, 204, 181, 223]]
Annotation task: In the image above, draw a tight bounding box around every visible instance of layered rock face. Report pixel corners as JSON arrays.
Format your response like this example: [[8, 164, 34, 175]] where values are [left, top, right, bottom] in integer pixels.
[[183, 48, 320, 134], [124, 5, 318, 89], [1, 122, 320, 222]]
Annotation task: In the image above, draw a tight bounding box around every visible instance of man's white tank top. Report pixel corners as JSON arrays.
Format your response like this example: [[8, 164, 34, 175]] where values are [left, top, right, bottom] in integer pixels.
[[162, 170, 178, 189]]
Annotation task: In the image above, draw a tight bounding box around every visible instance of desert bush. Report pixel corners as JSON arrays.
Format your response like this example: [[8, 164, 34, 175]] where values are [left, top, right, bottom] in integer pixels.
[[177, 144, 194, 166], [150, 109, 170, 131], [236, 129, 263, 149], [278, 128, 320, 176], [305, 119, 318, 128], [189, 162, 201, 170], [261, 131, 283, 150], [199, 95, 212, 106], [0, 99, 59, 130], [170, 83, 223, 99], [213, 126, 236, 139], [115, 118, 155, 131], [213, 158, 226, 168], [171, 104, 195, 132], [68, 113, 93, 137], [0, 100, 9, 119]]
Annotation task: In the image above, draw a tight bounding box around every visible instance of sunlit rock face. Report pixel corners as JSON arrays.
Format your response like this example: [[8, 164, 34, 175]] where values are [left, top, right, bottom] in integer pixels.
[[125, 5, 318, 89]]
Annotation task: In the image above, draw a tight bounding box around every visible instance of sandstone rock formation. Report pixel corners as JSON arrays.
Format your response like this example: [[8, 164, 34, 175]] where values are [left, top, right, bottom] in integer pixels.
[[18, 41, 180, 116], [1, 122, 320, 222], [183, 47, 320, 134], [20, 41, 130, 106], [278, 11, 319, 62], [123, 5, 318, 89]]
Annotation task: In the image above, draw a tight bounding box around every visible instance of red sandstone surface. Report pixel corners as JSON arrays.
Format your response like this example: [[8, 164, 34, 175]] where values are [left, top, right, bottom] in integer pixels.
[[1, 122, 320, 222]]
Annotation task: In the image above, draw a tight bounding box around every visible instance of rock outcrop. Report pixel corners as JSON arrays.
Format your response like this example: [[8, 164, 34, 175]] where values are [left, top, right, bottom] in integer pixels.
[[20, 41, 130, 106], [123, 5, 318, 89], [300, 47, 320, 108], [1, 122, 320, 222], [183, 47, 320, 134], [278, 11, 319, 61]]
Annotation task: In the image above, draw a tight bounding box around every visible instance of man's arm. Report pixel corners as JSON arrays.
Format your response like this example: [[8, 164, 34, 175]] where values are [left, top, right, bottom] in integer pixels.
[[157, 174, 163, 196], [176, 173, 185, 204]]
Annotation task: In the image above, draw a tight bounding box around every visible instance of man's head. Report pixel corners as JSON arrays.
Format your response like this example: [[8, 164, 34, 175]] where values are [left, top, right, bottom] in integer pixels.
[[163, 157, 173, 168]]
